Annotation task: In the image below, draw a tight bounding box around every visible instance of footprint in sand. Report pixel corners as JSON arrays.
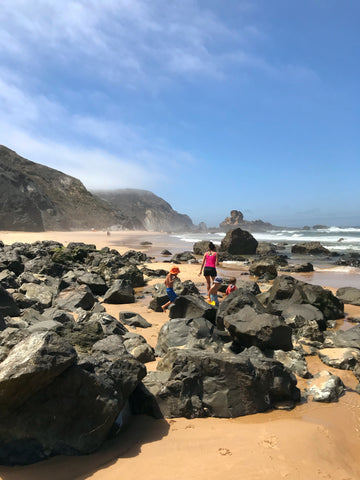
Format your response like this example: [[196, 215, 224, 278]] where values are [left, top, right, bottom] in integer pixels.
[[218, 447, 232, 456], [259, 435, 278, 449]]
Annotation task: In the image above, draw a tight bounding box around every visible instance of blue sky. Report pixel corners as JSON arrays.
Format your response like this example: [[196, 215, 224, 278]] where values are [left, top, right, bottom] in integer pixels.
[[1, 0, 359, 228]]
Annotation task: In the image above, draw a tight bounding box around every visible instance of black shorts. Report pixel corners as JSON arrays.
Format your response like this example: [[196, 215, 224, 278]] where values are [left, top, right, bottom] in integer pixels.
[[204, 266, 217, 277]]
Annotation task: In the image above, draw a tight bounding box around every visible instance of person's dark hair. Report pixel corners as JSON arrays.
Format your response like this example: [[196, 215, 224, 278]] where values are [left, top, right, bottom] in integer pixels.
[[229, 277, 236, 284], [208, 242, 216, 251]]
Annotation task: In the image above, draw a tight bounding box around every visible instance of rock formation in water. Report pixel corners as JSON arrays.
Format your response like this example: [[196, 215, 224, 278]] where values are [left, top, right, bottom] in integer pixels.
[[93, 189, 194, 232], [0, 146, 135, 231], [219, 210, 279, 232]]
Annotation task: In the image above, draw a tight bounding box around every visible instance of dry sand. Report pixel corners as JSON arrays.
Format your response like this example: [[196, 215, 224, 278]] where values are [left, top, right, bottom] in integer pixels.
[[0, 230, 360, 480]]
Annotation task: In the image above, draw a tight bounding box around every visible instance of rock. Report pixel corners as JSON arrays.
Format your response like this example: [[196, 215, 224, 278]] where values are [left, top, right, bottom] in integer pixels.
[[56, 285, 96, 311], [318, 347, 360, 370], [103, 279, 135, 304], [305, 370, 344, 402], [155, 317, 225, 357], [168, 295, 217, 324], [258, 275, 344, 321], [281, 304, 324, 342], [216, 289, 266, 330], [249, 258, 278, 278], [171, 251, 196, 263], [193, 241, 213, 256], [122, 332, 155, 364], [283, 263, 314, 273], [20, 283, 56, 309], [323, 325, 360, 349], [291, 242, 330, 255], [161, 249, 172, 256], [0, 270, 18, 289], [141, 266, 167, 278], [265, 349, 310, 378], [0, 285, 20, 317], [116, 265, 145, 288], [256, 242, 277, 256], [149, 280, 200, 312], [77, 272, 108, 295], [220, 228, 258, 255], [223, 305, 293, 351], [131, 347, 300, 419], [336, 287, 360, 306], [119, 312, 152, 328], [0, 332, 77, 410]]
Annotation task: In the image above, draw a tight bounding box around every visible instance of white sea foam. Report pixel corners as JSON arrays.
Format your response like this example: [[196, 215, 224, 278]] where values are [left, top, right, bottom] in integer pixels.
[[314, 265, 358, 273]]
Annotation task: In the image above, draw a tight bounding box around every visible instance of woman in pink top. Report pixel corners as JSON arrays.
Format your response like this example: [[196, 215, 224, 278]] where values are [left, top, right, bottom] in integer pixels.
[[199, 242, 219, 293]]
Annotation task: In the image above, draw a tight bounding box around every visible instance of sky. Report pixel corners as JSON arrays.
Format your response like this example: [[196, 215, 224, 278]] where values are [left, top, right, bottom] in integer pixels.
[[0, 0, 359, 228]]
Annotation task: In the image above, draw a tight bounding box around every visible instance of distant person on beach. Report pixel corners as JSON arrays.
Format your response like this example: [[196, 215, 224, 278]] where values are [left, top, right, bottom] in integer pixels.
[[208, 276, 223, 306], [225, 277, 237, 296], [199, 242, 219, 293], [162, 266, 180, 311]]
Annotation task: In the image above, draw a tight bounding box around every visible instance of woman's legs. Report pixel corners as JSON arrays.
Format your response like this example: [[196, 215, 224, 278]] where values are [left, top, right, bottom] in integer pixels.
[[205, 275, 212, 293]]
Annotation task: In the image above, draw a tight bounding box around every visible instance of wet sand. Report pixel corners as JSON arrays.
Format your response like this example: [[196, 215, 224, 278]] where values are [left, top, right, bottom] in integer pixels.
[[1, 231, 360, 480]]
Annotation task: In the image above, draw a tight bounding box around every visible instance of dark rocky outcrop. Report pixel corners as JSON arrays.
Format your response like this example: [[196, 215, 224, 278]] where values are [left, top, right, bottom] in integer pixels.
[[291, 242, 330, 255], [258, 275, 344, 323], [219, 210, 279, 233], [0, 145, 130, 231], [131, 347, 300, 419], [220, 228, 258, 255]]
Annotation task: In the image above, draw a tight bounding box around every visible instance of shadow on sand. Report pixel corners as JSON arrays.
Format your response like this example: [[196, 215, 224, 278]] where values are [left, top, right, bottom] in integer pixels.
[[0, 415, 169, 480]]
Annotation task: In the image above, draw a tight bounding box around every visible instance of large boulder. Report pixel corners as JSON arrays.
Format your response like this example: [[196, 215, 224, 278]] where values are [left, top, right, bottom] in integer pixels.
[[258, 275, 344, 321], [0, 314, 146, 465], [220, 228, 258, 255], [102, 279, 135, 304], [168, 295, 216, 324], [223, 305, 293, 351], [131, 347, 300, 419], [155, 317, 226, 357]]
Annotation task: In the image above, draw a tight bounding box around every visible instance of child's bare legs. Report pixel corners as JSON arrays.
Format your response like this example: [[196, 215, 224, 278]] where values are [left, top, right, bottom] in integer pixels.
[[161, 301, 171, 311]]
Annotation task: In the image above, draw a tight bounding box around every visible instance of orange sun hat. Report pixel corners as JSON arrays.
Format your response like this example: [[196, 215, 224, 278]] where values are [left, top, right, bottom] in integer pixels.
[[170, 266, 180, 274]]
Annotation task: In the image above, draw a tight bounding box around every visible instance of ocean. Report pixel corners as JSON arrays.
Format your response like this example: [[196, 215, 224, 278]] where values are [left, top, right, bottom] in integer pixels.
[[170, 226, 360, 289]]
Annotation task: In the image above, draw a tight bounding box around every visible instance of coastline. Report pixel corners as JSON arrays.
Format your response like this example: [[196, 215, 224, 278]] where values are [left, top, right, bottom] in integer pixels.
[[0, 230, 360, 480]]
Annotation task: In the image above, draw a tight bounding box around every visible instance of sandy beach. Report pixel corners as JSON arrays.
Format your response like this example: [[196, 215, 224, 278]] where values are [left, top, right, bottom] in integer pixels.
[[0, 230, 360, 480]]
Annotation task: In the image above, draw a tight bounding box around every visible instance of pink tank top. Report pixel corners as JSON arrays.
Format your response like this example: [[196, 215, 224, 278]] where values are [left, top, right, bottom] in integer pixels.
[[205, 252, 217, 268]]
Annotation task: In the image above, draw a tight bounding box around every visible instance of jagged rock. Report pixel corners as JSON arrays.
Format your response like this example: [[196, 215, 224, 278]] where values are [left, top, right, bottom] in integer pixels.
[[56, 285, 96, 311], [265, 349, 310, 378], [141, 266, 167, 278], [193, 241, 213, 256], [161, 249, 172, 256], [115, 265, 145, 288], [122, 332, 155, 364], [0, 332, 77, 410], [323, 325, 360, 349], [0, 331, 146, 465], [318, 347, 360, 370], [131, 347, 300, 419], [76, 272, 108, 295], [0, 270, 18, 289], [223, 305, 293, 351], [283, 263, 314, 273], [171, 251, 197, 263], [155, 317, 225, 357], [119, 312, 152, 328], [258, 275, 344, 321], [291, 242, 330, 255], [249, 258, 278, 278], [256, 242, 277, 256], [168, 295, 216, 324], [0, 286, 20, 317], [216, 289, 266, 330], [281, 304, 324, 343], [305, 370, 344, 402], [220, 228, 258, 255], [102, 279, 135, 304], [20, 283, 56, 309], [336, 287, 360, 306]]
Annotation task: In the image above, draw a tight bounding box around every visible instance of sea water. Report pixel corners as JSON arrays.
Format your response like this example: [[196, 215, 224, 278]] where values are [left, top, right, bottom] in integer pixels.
[[171, 226, 360, 289]]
